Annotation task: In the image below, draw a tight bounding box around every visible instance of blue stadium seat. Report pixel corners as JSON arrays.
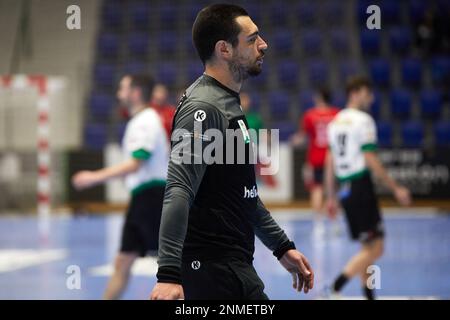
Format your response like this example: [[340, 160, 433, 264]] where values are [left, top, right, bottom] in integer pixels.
[[307, 60, 328, 86], [323, 1, 344, 25], [101, 1, 123, 29], [434, 121, 450, 146], [187, 61, 203, 83], [330, 29, 350, 55], [402, 58, 422, 87], [127, 33, 149, 56], [371, 90, 382, 119], [158, 31, 177, 55], [331, 91, 346, 109], [97, 33, 119, 59], [272, 122, 297, 142], [296, 2, 317, 26], [93, 63, 116, 88], [390, 89, 412, 119], [377, 121, 393, 147], [157, 63, 177, 86], [389, 27, 412, 54], [130, 2, 150, 30], [269, 3, 288, 26], [248, 64, 268, 88], [431, 56, 450, 86], [243, 2, 262, 24], [357, 0, 371, 24], [369, 58, 390, 87], [122, 61, 147, 75], [401, 121, 424, 147], [85, 123, 107, 150], [248, 92, 261, 111], [160, 4, 178, 29], [339, 60, 359, 82], [420, 89, 442, 119], [360, 30, 381, 55], [269, 91, 290, 119], [89, 93, 114, 118], [299, 90, 314, 111], [409, 0, 427, 23], [277, 60, 299, 88], [381, 0, 401, 24], [185, 2, 204, 25], [302, 29, 322, 55], [272, 30, 294, 56], [183, 31, 197, 57], [116, 122, 127, 143]]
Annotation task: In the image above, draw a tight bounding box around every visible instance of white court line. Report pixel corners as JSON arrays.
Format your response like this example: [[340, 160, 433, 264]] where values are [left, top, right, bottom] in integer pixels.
[[0, 249, 67, 273], [89, 256, 158, 276], [272, 208, 443, 221], [316, 295, 440, 300]]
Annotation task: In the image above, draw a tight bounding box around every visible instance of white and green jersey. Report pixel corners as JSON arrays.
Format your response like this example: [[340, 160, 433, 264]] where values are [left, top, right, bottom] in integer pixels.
[[327, 108, 377, 182], [122, 108, 169, 195]]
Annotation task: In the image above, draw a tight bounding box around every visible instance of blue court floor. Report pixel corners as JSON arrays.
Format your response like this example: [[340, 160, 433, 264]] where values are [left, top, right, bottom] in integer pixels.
[[0, 210, 449, 300]]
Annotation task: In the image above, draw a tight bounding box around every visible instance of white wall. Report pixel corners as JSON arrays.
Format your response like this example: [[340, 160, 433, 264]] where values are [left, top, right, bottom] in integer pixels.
[[0, 0, 102, 149]]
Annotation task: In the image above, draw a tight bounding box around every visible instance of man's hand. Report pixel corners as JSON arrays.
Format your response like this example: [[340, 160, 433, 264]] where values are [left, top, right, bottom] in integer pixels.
[[393, 185, 411, 206], [326, 197, 339, 219], [279, 249, 314, 294], [72, 171, 100, 190], [150, 283, 184, 300]]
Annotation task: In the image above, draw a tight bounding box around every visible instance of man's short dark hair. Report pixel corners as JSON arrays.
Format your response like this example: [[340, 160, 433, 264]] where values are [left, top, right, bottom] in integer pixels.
[[129, 74, 155, 103], [345, 76, 373, 96], [315, 86, 331, 104], [192, 4, 249, 64]]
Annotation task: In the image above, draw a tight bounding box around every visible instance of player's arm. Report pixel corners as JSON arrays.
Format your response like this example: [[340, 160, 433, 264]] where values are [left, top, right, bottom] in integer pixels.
[[360, 116, 411, 206], [364, 151, 411, 206], [251, 197, 314, 293], [151, 102, 228, 300], [72, 115, 161, 190], [290, 114, 309, 147], [72, 158, 143, 190]]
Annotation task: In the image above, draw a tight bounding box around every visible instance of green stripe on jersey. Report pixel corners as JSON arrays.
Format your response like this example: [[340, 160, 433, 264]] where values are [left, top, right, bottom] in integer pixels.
[[337, 169, 369, 182], [361, 143, 377, 152], [131, 179, 166, 196], [132, 148, 152, 160]]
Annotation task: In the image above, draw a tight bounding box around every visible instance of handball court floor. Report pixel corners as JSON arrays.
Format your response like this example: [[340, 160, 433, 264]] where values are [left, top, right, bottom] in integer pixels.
[[0, 209, 449, 300]]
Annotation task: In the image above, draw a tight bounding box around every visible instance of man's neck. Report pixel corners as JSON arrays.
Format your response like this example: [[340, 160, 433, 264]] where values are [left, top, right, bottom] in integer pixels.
[[130, 104, 147, 116], [346, 101, 361, 110], [204, 63, 242, 94], [315, 103, 330, 110]]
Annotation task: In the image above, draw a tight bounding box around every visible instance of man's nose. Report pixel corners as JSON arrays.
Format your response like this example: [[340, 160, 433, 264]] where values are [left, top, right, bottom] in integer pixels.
[[259, 37, 268, 52]]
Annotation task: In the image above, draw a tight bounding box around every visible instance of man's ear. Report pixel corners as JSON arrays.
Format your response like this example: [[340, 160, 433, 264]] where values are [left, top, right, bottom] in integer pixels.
[[214, 40, 233, 61]]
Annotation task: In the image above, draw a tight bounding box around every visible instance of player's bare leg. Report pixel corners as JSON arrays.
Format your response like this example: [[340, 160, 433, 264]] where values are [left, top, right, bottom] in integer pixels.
[[103, 252, 139, 300], [311, 186, 326, 240], [332, 238, 384, 299]]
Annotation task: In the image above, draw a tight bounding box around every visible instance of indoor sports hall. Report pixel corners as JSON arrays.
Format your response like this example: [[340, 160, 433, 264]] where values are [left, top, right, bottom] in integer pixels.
[[0, 0, 448, 300]]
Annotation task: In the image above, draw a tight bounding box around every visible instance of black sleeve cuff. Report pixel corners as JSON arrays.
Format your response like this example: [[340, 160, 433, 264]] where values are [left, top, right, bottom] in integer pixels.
[[273, 241, 296, 260], [156, 266, 182, 284]]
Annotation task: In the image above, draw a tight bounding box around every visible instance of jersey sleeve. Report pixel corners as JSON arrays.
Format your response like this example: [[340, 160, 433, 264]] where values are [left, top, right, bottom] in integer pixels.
[[128, 112, 161, 160], [360, 115, 378, 152], [156, 100, 229, 284], [252, 197, 295, 259]]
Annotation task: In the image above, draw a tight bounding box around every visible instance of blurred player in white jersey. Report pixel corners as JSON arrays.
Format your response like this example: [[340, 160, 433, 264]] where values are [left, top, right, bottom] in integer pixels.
[[72, 74, 169, 299], [325, 76, 411, 300]]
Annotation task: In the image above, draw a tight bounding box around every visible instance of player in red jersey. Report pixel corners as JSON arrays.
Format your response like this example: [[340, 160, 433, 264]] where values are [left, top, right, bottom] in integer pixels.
[[291, 87, 340, 238], [149, 84, 176, 140]]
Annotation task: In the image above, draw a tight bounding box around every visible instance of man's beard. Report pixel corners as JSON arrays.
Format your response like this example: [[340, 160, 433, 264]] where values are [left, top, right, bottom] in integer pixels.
[[228, 56, 262, 82]]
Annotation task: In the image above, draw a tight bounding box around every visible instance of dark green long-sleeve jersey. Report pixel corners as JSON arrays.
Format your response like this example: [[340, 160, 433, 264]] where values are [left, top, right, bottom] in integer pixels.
[[156, 74, 295, 284]]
